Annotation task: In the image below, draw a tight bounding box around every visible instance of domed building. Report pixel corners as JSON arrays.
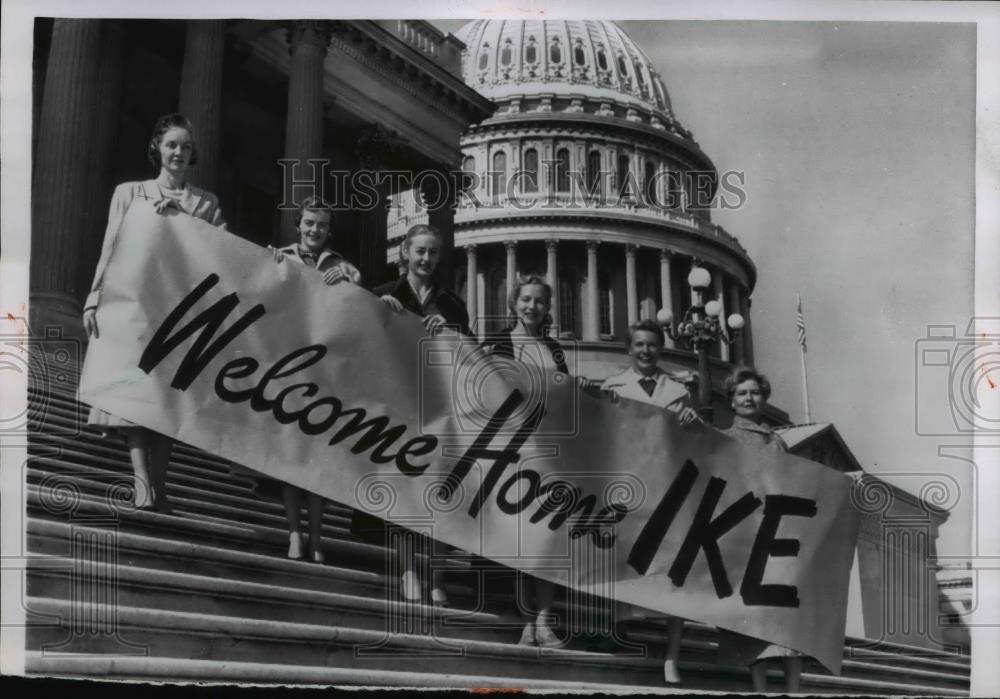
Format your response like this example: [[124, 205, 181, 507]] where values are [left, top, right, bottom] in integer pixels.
[[390, 19, 757, 408]]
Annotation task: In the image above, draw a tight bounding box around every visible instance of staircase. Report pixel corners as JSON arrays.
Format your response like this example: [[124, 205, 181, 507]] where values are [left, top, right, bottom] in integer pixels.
[[21, 358, 971, 693]]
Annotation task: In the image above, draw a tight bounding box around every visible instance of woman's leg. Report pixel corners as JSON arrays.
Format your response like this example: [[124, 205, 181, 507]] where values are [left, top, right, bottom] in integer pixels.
[[516, 572, 535, 645], [429, 539, 450, 606], [533, 579, 560, 647], [125, 429, 153, 509], [148, 432, 173, 512], [782, 656, 802, 693], [282, 485, 304, 559], [306, 493, 325, 563], [395, 531, 421, 602], [750, 659, 768, 693], [662, 617, 683, 683]]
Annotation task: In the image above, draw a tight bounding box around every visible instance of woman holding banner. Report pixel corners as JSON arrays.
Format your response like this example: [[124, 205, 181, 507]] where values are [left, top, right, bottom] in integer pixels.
[[482, 275, 567, 648], [598, 319, 699, 683], [252, 196, 361, 563], [717, 366, 803, 693], [359, 223, 470, 606], [82, 113, 225, 513]]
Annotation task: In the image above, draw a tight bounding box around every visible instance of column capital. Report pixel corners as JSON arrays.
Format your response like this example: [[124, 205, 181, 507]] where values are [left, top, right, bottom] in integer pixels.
[[660, 247, 674, 260], [545, 237, 560, 251], [504, 240, 518, 252], [465, 243, 477, 254], [625, 243, 639, 256], [586, 239, 600, 253], [286, 20, 332, 52]]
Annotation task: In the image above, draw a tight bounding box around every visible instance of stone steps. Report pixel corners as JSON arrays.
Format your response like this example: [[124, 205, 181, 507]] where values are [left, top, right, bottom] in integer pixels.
[[22, 378, 971, 692]]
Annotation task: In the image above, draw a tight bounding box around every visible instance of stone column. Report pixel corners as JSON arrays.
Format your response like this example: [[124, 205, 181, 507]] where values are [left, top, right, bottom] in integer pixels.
[[179, 20, 226, 194], [660, 249, 674, 348], [505, 240, 518, 298], [280, 20, 329, 241], [545, 239, 560, 333], [465, 245, 478, 329], [713, 272, 730, 362], [625, 244, 638, 327], [476, 267, 486, 339], [741, 293, 755, 366], [585, 240, 600, 341], [425, 168, 456, 292], [31, 19, 103, 340], [728, 282, 743, 366], [77, 21, 126, 304]]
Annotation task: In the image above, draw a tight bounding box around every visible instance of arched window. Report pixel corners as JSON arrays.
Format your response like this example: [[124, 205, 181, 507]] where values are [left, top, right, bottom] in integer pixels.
[[555, 148, 570, 193], [462, 155, 475, 173], [525, 37, 537, 64], [550, 39, 562, 64], [491, 151, 507, 200], [489, 268, 508, 334], [500, 41, 512, 66], [596, 49, 608, 71], [644, 160, 657, 206], [586, 150, 602, 197], [559, 273, 579, 338], [616, 154, 631, 198], [574, 42, 586, 66], [634, 61, 646, 87], [599, 268, 613, 336], [617, 53, 629, 77], [478, 48, 489, 71], [522, 148, 539, 193]]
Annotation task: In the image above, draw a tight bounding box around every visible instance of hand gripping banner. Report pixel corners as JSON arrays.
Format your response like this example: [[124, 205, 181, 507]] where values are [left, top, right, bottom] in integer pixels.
[[79, 203, 861, 672]]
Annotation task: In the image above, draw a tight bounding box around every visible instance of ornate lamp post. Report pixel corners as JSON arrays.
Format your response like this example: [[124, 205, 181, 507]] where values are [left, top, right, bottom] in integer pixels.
[[656, 265, 744, 424]]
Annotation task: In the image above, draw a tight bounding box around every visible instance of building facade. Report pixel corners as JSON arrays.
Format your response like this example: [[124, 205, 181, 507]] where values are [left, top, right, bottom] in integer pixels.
[[388, 20, 758, 413], [30, 18, 493, 342]]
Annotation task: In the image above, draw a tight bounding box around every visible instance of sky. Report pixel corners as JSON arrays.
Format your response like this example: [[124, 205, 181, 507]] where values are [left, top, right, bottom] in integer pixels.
[[434, 18, 977, 557]]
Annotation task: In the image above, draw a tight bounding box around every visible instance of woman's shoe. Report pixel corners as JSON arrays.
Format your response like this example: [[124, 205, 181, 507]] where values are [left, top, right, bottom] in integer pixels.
[[310, 548, 326, 564], [518, 622, 536, 646], [534, 620, 561, 648], [430, 587, 450, 608], [400, 570, 422, 603], [287, 532, 304, 560], [663, 659, 681, 684]]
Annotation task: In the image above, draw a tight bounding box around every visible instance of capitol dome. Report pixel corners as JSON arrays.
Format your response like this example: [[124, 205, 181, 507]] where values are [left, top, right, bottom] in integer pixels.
[[388, 19, 757, 384], [454, 20, 676, 127]]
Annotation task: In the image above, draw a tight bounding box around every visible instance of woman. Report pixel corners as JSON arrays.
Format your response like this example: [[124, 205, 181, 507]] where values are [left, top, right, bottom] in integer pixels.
[[717, 366, 802, 693], [261, 196, 361, 562], [598, 318, 699, 682], [367, 223, 471, 606], [482, 275, 566, 648], [82, 113, 225, 512]]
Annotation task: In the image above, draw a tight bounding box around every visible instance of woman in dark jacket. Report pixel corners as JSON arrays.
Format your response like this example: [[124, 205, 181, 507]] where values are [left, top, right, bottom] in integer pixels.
[[361, 224, 470, 607]]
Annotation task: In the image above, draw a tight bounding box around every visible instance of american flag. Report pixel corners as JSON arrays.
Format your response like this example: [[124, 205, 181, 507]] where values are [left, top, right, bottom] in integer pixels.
[[796, 295, 807, 352]]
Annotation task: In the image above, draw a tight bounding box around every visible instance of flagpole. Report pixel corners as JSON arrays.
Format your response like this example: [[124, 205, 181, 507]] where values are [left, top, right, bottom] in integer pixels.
[[797, 294, 813, 423]]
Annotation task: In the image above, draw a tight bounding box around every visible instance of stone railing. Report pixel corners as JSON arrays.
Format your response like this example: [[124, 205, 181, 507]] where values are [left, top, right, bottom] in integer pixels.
[[375, 20, 464, 76]]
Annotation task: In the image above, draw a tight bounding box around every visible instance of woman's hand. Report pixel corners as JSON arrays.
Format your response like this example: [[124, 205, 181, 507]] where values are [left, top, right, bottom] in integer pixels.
[[322, 267, 348, 286], [422, 314, 447, 335], [380, 295, 404, 313], [577, 377, 619, 402], [83, 308, 99, 339], [269, 246, 285, 264], [153, 198, 181, 215], [674, 406, 704, 428]]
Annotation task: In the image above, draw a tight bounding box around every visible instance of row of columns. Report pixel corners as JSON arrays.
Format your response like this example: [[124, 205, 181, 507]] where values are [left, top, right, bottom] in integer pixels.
[[30, 19, 347, 337], [462, 239, 752, 364]]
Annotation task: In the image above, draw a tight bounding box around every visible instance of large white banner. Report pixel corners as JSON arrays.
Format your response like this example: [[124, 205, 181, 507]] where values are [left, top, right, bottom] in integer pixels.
[[80, 203, 861, 672]]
